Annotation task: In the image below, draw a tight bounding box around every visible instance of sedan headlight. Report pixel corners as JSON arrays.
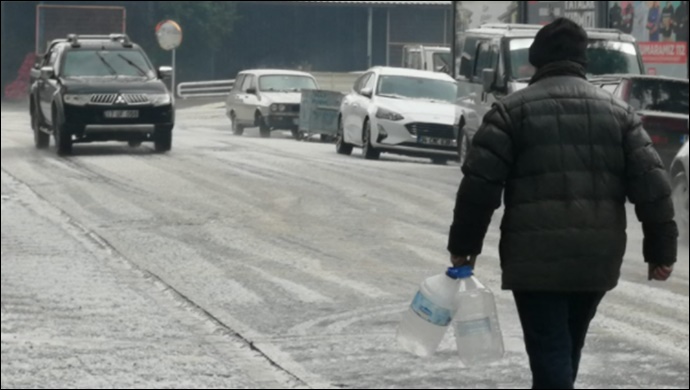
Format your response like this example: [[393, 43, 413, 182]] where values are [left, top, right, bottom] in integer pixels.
[[149, 93, 172, 107], [376, 107, 404, 122], [63, 94, 90, 106]]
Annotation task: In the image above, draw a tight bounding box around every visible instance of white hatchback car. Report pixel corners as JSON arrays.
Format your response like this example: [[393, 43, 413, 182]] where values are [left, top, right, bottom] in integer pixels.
[[336, 67, 479, 164]]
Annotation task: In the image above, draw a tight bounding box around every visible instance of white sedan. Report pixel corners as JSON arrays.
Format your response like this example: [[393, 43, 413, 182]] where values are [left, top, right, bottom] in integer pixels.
[[336, 67, 478, 164], [671, 142, 689, 242]]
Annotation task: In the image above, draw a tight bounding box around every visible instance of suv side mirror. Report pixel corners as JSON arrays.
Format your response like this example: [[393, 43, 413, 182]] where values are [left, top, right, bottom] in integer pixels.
[[361, 88, 373, 98], [158, 66, 173, 80], [246, 87, 257, 95], [482, 69, 496, 94], [41, 66, 55, 80]]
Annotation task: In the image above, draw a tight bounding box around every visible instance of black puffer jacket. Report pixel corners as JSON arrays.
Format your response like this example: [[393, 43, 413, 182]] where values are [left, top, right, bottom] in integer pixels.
[[448, 61, 678, 292]]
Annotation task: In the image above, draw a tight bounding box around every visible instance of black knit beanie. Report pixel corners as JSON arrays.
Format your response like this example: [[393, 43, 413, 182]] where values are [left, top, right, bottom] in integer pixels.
[[529, 18, 588, 68]]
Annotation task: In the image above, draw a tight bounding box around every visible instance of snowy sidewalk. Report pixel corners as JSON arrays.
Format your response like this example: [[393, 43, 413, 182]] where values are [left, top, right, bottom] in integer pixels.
[[1, 171, 301, 389]]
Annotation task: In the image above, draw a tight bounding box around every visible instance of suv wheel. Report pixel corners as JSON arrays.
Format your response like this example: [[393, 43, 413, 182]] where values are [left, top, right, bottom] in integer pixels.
[[231, 113, 244, 136], [672, 173, 688, 243], [53, 110, 72, 156], [362, 120, 380, 160], [155, 129, 173, 153], [336, 118, 353, 156], [32, 102, 50, 150]]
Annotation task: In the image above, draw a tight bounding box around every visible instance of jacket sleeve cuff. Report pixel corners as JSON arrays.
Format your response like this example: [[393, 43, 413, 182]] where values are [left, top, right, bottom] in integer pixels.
[[642, 221, 678, 266]]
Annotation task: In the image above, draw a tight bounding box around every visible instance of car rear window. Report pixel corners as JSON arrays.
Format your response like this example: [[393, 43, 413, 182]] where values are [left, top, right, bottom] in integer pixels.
[[627, 79, 689, 115]]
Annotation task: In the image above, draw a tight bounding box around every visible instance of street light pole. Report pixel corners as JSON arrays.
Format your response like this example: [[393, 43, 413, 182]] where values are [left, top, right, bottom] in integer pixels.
[[1, 0, 7, 91], [451, 1, 457, 79]]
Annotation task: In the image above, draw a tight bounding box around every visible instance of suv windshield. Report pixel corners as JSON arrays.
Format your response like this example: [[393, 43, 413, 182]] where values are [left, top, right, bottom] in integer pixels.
[[509, 38, 643, 80], [377, 76, 457, 103], [259, 75, 317, 92], [627, 79, 689, 115], [62, 50, 155, 78]]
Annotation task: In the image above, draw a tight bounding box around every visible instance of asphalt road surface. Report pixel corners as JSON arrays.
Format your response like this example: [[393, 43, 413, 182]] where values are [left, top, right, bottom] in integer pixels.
[[2, 103, 688, 389]]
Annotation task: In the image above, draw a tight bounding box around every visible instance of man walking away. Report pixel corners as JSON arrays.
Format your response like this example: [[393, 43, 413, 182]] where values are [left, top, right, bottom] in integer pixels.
[[447, 18, 678, 390]]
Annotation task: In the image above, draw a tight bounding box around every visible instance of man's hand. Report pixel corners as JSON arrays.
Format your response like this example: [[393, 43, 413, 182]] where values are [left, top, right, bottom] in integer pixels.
[[451, 255, 477, 269], [648, 264, 674, 281]]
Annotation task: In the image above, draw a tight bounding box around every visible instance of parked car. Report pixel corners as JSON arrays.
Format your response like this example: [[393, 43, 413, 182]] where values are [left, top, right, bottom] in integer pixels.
[[226, 69, 319, 139], [671, 142, 688, 242], [29, 34, 175, 155], [591, 75, 689, 168], [336, 67, 480, 165]]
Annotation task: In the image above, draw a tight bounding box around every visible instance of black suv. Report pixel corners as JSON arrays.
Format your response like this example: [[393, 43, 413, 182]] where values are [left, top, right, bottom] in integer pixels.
[[30, 34, 175, 155]]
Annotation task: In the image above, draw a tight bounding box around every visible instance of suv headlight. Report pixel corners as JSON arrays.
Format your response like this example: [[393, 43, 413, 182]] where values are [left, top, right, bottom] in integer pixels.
[[270, 104, 279, 112], [376, 107, 404, 121], [63, 94, 90, 106], [149, 93, 172, 106]]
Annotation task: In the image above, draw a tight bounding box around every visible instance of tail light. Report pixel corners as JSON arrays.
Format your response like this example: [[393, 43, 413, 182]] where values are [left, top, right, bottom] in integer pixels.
[[641, 115, 688, 134]]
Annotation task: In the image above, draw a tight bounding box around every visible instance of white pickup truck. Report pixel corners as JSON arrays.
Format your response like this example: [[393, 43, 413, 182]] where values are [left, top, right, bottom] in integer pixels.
[[402, 45, 452, 74]]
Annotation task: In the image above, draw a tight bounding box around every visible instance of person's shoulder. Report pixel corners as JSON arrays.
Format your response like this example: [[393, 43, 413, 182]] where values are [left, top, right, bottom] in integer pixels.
[[500, 78, 633, 115]]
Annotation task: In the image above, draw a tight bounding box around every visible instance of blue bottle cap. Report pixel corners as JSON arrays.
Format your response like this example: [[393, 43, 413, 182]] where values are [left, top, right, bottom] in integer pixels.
[[446, 266, 474, 280]]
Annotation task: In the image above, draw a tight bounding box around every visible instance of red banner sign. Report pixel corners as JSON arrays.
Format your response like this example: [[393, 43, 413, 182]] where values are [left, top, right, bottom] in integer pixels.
[[639, 42, 688, 64]]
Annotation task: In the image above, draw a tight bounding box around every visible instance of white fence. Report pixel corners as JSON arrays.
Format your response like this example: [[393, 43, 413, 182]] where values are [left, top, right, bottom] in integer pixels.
[[177, 80, 235, 99], [176, 72, 361, 100]]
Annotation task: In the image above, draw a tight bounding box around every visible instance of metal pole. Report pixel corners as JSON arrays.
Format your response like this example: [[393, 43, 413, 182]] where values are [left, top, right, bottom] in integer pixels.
[[451, 1, 457, 79], [1, 0, 5, 92], [172, 48, 176, 102], [443, 8, 448, 45], [386, 8, 390, 66], [367, 7, 373, 68]]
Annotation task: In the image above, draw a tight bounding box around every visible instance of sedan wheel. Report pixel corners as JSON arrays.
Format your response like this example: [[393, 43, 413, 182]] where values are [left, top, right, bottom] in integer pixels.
[[672, 173, 688, 243], [336, 119, 353, 156], [362, 120, 380, 160], [231, 113, 245, 136]]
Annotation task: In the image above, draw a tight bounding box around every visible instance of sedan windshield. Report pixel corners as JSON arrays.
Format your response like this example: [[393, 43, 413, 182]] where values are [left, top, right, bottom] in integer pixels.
[[376, 76, 457, 103], [509, 38, 643, 80], [259, 75, 317, 92], [62, 50, 155, 78]]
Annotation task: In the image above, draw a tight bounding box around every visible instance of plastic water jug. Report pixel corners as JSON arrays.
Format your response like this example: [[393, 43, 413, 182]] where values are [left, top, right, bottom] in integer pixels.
[[454, 276, 505, 366], [397, 267, 473, 358]]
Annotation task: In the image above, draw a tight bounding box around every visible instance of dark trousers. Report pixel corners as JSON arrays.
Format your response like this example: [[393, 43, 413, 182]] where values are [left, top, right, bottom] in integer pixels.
[[513, 292, 606, 390]]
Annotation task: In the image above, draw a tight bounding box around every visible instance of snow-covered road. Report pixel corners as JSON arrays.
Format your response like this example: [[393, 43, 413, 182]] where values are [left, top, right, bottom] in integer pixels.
[[2, 103, 688, 389]]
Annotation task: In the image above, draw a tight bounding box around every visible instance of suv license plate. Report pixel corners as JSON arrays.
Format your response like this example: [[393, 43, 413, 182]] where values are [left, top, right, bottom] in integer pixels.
[[419, 136, 456, 147], [105, 110, 139, 119]]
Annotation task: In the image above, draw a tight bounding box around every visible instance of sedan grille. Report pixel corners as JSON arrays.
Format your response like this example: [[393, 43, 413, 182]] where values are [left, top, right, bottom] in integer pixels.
[[406, 123, 456, 139]]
